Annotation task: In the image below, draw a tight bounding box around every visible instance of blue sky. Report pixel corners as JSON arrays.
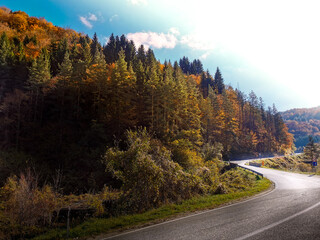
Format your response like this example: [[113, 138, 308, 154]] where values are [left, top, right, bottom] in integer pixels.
[[2, 0, 320, 111]]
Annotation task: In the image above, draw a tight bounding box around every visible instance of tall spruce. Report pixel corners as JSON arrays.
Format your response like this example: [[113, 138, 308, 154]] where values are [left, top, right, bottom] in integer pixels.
[[304, 136, 320, 162], [109, 49, 136, 137], [103, 33, 116, 64], [214, 67, 225, 94], [90, 32, 101, 59]]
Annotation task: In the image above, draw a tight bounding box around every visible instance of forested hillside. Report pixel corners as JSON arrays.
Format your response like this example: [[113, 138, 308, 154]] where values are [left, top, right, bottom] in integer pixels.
[[0, 7, 294, 238], [0, 6, 293, 191], [281, 106, 320, 148]]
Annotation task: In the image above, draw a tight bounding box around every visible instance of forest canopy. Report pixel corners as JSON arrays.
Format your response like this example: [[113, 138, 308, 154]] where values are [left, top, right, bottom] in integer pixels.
[[0, 6, 293, 193]]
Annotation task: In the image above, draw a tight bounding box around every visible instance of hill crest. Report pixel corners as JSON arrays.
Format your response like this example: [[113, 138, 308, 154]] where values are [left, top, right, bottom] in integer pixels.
[[281, 106, 320, 148]]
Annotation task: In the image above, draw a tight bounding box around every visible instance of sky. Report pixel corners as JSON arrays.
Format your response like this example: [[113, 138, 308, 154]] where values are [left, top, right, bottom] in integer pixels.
[[2, 0, 320, 111]]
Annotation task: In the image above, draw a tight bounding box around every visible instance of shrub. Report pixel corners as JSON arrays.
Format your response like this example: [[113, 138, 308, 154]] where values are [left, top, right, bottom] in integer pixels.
[[0, 172, 59, 238], [0, 173, 122, 239], [61, 186, 121, 217], [171, 138, 204, 170], [196, 159, 222, 193], [219, 169, 255, 193], [0, 173, 59, 227], [201, 142, 223, 161], [103, 128, 207, 212], [296, 163, 312, 172], [104, 130, 164, 212]]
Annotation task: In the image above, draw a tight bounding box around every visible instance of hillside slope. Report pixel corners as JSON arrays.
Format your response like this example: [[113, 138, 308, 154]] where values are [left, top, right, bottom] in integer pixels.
[[281, 106, 320, 148], [0, 6, 293, 192]]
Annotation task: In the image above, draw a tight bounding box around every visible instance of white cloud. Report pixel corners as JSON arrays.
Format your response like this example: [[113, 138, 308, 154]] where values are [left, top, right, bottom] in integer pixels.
[[127, 0, 148, 5], [88, 13, 98, 21], [127, 31, 178, 49], [126, 28, 216, 51], [79, 12, 101, 29], [79, 16, 93, 29], [109, 14, 119, 22]]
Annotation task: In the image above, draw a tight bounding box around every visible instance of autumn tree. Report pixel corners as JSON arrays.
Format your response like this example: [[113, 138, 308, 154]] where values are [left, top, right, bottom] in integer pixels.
[[144, 49, 162, 132], [108, 49, 136, 137], [0, 32, 14, 100], [27, 48, 51, 122], [86, 48, 108, 120]]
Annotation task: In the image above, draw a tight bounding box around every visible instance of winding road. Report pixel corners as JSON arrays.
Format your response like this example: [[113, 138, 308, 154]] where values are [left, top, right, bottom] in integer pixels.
[[101, 160, 320, 240]]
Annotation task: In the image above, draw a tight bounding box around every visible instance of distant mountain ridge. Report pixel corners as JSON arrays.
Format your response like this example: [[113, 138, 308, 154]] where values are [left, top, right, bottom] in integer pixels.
[[281, 106, 320, 121], [281, 106, 320, 148]]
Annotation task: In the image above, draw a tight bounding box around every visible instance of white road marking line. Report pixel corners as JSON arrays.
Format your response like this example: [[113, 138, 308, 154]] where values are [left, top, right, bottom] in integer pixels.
[[234, 201, 320, 240]]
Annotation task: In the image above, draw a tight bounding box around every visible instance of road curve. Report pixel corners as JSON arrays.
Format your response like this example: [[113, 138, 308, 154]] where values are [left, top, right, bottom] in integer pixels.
[[100, 160, 320, 240]]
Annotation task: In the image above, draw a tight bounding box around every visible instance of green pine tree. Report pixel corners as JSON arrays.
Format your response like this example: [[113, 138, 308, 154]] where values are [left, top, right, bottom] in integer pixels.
[[214, 67, 225, 94], [28, 48, 51, 122]]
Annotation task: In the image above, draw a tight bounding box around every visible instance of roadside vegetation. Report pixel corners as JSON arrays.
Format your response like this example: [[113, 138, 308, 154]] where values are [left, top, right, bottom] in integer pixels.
[[0, 129, 272, 239], [33, 174, 271, 240], [249, 155, 313, 173], [250, 136, 320, 174]]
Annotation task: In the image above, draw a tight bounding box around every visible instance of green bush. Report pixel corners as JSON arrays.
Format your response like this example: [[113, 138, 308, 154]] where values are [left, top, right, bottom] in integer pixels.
[[170, 138, 204, 170], [201, 142, 223, 161], [219, 169, 255, 193], [104, 128, 209, 212]]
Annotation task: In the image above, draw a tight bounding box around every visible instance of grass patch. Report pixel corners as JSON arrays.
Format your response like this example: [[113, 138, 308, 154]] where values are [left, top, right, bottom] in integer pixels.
[[34, 177, 271, 240], [258, 164, 318, 175], [250, 155, 320, 175]]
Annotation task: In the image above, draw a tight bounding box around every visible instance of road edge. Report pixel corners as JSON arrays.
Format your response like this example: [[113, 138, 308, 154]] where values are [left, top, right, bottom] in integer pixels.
[[91, 179, 275, 240]]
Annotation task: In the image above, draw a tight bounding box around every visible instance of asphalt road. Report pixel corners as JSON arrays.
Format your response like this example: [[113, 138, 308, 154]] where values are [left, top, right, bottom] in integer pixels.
[[102, 160, 320, 240]]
